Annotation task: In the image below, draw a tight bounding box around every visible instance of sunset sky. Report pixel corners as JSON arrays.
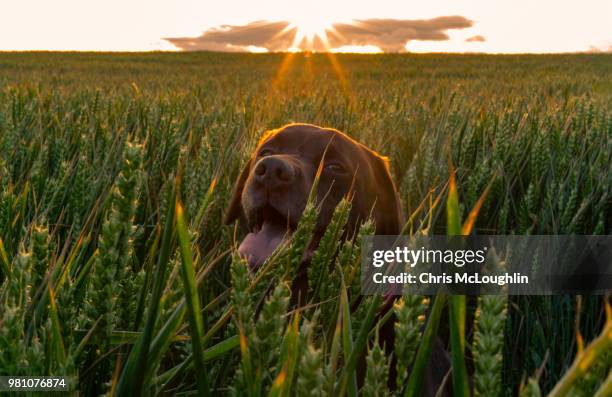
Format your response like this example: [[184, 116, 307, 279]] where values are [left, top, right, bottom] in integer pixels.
[[1, 0, 611, 53]]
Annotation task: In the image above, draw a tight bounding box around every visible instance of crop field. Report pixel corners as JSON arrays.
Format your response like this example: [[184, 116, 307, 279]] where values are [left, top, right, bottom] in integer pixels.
[[0, 52, 610, 396]]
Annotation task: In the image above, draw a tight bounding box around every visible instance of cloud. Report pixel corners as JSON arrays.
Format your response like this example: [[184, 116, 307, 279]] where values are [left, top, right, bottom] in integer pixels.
[[465, 35, 486, 43], [584, 45, 612, 53], [165, 16, 474, 52], [327, 17, 473, 52], [165, 20, 296, 52]]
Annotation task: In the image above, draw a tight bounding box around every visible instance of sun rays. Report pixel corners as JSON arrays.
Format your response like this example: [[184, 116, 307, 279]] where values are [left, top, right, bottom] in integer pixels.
[[272, 17, 382, 54], [269, 22, 353, 108], [265, 17, 352, 102], [289, 19, 379, 54], [288, 16, 333, 47]]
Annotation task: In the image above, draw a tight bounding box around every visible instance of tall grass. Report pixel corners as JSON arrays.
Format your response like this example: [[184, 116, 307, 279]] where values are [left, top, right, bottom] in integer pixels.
[[0, 52, 610, 395]]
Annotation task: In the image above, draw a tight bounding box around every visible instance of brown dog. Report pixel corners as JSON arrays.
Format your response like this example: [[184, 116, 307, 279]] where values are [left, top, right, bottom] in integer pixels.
[[224, 123, 450, 396], [224, 123, 403, 270]]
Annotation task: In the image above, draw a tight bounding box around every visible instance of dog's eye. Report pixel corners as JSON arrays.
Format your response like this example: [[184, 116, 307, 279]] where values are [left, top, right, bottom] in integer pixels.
[[325, 162, 346, 173], [259, 149, 274, 157]]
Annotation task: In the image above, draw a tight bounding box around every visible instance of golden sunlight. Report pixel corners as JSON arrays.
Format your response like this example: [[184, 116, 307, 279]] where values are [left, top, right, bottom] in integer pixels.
[[287, 16, 333, 48]]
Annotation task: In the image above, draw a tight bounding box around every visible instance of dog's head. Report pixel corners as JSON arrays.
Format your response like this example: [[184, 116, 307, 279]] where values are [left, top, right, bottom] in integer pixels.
[[225, 123, 402, 269]]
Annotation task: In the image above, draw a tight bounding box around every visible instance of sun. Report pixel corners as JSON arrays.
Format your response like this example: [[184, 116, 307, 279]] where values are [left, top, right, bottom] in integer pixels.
[[287, 16, 333, 49]]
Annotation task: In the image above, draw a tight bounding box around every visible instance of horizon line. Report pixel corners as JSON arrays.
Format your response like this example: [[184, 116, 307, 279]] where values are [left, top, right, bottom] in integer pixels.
[[0, 50, 610, 55]]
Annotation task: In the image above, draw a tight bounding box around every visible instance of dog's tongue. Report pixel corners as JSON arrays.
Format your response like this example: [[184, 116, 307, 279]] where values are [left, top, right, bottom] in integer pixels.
[[238, 222, 289, 270]]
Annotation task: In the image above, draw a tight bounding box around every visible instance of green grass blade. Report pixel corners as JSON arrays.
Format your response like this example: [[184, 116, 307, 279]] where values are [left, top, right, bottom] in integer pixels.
[[269, 313, 300, 397], [403, 293, 446, 397], [336, 295, 383, 396], [340, 270, 358, 397], [461, 175, 494, 235], [149, 301, 186, 356], [548, 320, 612, 397], [194, 175, 217, 229], [238, 323, 257, 396], [448, 295, 469, 397], [73, 317, 102, 359], [267, 369, 286, 397], [202, 334, 239, 361], [0, 235, 10, 278], [154, 335, 239, 392], [327, 302, 343, 396], [446, 169, 461, 236], [176, 199, 210, 396], [115, 180, 176, 396], [48, 284, 67, 368], [282, 316, 301, 397], [446, 168, 469, 397], [74, 248, 98, 291], [72, 329, 189, 346], [134, 229, 160, 331], [144, 301, 187, 385]]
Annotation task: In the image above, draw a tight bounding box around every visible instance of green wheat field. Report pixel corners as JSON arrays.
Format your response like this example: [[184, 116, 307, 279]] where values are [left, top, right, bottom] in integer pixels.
[[0, 52, 610, 396]]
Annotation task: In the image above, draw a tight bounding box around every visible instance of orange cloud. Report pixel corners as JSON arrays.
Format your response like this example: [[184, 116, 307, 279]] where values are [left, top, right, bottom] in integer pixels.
[[165, 20, 296, 52], [466, 35, 486, 42]]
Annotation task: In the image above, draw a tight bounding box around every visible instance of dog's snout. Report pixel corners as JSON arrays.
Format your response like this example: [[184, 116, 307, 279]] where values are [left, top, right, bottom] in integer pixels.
[[253, 156, 295, 188]]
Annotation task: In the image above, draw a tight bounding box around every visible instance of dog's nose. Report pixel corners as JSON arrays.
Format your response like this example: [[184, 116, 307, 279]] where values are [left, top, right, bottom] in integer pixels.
[[253, 156, 294, 188]]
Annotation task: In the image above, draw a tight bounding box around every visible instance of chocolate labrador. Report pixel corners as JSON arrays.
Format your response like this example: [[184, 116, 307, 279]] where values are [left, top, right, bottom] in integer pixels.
[[224, 123, 450, 396], [224, 123, 403, 270]]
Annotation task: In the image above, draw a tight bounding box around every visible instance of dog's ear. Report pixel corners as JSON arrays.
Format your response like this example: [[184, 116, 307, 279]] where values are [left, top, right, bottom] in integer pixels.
[[224, 157, 252, 225], [364, 149, 404, 234]]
